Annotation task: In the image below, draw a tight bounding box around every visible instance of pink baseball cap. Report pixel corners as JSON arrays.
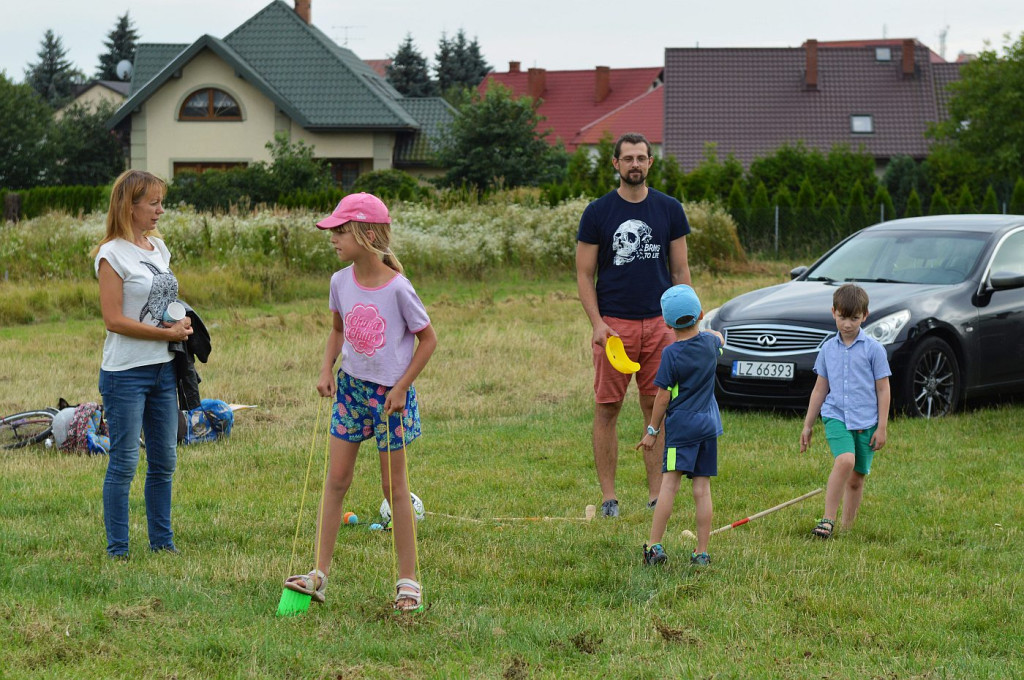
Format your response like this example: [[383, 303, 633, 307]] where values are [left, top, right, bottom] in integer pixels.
[[315, 193, 391, 229]]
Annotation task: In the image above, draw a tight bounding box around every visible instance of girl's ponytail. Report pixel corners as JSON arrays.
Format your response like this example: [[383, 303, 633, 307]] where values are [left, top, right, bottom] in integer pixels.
[[382, 248, 404, 275], [349, 222, 404, 275]]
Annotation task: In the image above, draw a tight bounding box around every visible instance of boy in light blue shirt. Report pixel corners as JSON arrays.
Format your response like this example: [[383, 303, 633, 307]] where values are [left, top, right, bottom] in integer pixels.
[[800, 284, 891, 538]]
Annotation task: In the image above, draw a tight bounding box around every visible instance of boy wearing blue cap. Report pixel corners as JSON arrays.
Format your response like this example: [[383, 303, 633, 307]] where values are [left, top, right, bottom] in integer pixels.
[[637, 284, 724, 566]]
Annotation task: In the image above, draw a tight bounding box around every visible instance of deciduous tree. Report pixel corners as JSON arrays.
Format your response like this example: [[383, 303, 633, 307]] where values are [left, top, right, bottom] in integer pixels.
[[48, 102, 124, 185], [933, 32, 1024, 186], [0, 73, 53, 189], [436, 84, 558, 191]]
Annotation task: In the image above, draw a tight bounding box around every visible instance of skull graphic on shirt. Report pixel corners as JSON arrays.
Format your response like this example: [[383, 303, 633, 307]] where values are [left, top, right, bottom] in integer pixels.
[[612, 219, 652, 266]]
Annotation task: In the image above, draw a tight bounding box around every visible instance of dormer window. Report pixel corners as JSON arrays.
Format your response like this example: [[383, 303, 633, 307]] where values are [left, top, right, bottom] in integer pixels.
[[851, 115, 874, 134], [179, 88, 242, 121], [875, 47, 892, 62]]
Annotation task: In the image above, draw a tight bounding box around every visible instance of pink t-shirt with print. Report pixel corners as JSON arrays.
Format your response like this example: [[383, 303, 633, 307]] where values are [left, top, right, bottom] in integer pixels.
[[328, 266, 431, 387]]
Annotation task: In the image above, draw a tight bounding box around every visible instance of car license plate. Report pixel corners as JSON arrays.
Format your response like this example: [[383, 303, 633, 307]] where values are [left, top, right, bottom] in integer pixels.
[[731, 360, 795, 380]]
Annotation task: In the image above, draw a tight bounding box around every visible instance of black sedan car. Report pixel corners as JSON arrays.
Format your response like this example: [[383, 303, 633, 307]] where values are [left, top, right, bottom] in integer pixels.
[[699, 215, 1024, 417]]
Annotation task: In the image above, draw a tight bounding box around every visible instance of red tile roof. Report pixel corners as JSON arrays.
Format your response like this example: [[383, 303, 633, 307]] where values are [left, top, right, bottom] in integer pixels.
[[480, 65, 664, 151], [364, 59, 391, 79], [575, 86, 664, 147], [663, 41, 964, 171], [818, 38, 946, 64]]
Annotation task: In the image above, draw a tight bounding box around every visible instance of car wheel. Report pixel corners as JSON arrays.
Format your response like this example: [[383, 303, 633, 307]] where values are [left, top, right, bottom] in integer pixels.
[[899, 336, 962, 418]]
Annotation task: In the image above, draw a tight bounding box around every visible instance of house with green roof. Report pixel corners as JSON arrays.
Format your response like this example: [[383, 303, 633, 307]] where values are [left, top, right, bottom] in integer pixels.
[[107, 0, 454, 187]]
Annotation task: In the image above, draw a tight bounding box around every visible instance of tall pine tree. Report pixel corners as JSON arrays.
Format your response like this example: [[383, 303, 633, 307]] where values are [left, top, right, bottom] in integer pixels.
[[435, 29, 490, 95], [96, 12, 139, 80], [25, 29, 83, 108], [386, 35, 436, 97]]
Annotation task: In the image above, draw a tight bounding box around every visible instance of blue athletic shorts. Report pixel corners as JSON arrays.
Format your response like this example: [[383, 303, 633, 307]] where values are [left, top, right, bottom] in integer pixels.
[[330, 371, 421, 452], [823, 417, 876, 475], [664, 437, 717, 478]]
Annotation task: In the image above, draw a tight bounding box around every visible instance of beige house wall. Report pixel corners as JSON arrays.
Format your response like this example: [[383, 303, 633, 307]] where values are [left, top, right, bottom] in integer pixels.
[[129, 48, 397, 178], [56, 85, 126, 120]]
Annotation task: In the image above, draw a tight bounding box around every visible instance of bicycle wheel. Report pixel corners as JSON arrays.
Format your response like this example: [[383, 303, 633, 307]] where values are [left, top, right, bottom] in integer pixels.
[[0, 408, 57, 449]]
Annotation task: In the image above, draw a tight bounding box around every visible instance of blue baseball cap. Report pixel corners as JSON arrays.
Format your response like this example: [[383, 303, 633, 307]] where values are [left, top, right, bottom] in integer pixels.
[[661, 284, 702, 329]]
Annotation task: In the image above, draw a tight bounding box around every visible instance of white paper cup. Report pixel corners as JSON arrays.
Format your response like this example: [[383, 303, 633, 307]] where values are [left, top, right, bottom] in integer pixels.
[[163, 301, 186, 323]]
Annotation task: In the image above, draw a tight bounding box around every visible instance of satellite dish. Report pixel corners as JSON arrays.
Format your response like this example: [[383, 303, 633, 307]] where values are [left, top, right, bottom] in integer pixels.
[[115, 59, 133, 81]]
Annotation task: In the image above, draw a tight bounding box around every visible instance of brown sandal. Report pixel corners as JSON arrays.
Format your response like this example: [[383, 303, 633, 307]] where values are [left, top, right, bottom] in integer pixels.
[[284, 569, 327, 603], [812, 518, 834, 539]]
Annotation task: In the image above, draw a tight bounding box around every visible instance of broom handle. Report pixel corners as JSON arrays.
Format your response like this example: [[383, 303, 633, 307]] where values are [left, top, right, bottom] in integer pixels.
[[710, 488, 822, 535]]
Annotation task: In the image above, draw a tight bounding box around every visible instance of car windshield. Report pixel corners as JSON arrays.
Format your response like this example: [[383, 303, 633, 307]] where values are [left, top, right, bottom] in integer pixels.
[[807, 230, 989, 285]]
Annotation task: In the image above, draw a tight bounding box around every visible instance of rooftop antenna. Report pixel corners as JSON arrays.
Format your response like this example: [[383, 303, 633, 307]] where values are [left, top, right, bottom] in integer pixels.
[[332, 25, 364, 47], [938, 25, 949, 60]]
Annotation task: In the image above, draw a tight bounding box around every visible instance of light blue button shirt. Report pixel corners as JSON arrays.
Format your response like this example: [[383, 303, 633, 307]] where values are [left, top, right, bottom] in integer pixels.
[[814, 329, 891, 430]]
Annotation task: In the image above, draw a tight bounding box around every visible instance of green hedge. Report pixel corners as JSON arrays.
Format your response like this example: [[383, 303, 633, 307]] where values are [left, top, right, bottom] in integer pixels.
[[11, 185, 109, 220]]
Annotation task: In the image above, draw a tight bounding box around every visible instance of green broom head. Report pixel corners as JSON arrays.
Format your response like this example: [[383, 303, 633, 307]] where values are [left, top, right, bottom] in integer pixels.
[[276, 587, 312, 616]]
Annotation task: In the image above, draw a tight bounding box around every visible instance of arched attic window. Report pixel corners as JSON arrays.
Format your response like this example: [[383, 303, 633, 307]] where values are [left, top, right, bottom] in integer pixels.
[[179, 88, 242, 121]]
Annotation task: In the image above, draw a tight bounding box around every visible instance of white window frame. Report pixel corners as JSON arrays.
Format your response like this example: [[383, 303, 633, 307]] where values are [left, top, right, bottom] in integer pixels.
[[851, 115, 874, 134]]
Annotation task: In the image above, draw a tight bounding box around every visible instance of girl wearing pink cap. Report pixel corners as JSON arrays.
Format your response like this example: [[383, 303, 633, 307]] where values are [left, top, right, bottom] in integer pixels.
[[285, 193, 437, 612]]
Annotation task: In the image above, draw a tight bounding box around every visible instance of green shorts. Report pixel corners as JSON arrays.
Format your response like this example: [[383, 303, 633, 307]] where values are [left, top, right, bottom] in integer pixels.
[[823, 417, 876, 475]]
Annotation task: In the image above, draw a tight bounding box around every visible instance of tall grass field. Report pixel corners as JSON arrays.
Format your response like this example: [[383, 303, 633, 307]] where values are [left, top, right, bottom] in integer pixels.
[[1, 207, 1021, 678]]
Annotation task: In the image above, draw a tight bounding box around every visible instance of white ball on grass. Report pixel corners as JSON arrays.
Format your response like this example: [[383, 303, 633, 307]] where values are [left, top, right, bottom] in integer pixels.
[[380, 493, 425, 523]]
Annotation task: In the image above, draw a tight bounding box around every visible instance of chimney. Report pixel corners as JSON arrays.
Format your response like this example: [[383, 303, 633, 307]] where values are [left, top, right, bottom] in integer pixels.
[[804, 39, 818, 90], [594, 65, 611, 103], [902, 39, 916, 77], [527, 67, 546, 99], [294, 0, 311, 24], [509, 61, 521, 73]]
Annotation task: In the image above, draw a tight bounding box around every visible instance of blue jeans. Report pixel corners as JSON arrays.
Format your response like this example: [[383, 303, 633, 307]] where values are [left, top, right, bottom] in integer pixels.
[[99, 361, 178, 556]]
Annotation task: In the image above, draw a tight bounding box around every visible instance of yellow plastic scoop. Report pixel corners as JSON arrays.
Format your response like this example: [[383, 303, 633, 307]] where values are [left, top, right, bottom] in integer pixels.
[[605, 336, 640, 374]]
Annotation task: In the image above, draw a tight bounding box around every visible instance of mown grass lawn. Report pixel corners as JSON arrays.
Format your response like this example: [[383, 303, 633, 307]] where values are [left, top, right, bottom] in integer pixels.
[[1, 269, 1020, 679]]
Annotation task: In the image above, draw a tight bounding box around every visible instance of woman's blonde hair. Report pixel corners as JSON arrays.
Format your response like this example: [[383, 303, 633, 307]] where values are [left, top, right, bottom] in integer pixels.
[[344, 221, 404, 274], [91, 170, 166, 257]]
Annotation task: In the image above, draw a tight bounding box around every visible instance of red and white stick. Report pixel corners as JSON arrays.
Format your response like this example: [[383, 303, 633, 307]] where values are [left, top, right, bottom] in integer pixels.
[[709, 488, 822, 536]]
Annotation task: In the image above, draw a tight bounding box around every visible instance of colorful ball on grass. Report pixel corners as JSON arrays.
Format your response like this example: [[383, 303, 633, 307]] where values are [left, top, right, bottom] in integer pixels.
[[369, 523, 383, 531], [343, 511, 358, 525]]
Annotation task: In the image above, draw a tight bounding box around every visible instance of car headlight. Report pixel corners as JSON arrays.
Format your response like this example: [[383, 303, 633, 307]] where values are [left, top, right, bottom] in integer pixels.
[[863, 309, 910, 345], [698, 307, 720, 331]]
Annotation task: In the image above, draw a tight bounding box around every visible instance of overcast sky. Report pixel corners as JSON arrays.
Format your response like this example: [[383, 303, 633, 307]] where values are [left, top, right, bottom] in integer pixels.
[[2, 0, 1022, 81]]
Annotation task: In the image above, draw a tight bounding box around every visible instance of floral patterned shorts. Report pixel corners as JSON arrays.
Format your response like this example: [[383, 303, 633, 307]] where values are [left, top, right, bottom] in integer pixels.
[[331, 371, 421, 452]]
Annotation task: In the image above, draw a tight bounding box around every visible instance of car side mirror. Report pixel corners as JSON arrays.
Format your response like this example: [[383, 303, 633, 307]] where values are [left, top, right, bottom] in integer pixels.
[[790, 266, 808, 280], [989, 271, 1024, 291]]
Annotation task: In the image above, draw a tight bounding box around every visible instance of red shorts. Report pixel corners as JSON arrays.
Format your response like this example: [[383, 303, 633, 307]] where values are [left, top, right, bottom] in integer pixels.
[[592, 316, 674, 403]]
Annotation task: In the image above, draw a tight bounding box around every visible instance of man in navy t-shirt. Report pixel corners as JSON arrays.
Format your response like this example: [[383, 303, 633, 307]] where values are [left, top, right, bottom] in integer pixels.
[[576, 132, 692, 519]]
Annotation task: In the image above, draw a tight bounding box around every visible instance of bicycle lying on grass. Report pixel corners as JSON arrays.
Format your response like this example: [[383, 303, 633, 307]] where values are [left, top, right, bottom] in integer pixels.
[[0, 408, 57, 449]]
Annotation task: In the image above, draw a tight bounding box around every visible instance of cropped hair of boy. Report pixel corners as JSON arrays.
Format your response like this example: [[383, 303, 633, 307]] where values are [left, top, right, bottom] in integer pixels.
[[833, 284, 869, 317]]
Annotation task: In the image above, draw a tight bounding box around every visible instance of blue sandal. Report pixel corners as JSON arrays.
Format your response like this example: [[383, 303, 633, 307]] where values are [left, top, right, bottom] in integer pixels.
[[643, 543, 667, 566], [690, 551, 711, 566]]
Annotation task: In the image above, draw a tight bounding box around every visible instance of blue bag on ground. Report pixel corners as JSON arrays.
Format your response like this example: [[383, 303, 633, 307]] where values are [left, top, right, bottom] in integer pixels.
[[181, 399, 234, 445]]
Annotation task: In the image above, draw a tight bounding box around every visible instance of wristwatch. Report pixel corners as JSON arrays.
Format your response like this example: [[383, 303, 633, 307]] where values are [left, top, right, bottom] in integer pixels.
[[646, 425, 660, 436]]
